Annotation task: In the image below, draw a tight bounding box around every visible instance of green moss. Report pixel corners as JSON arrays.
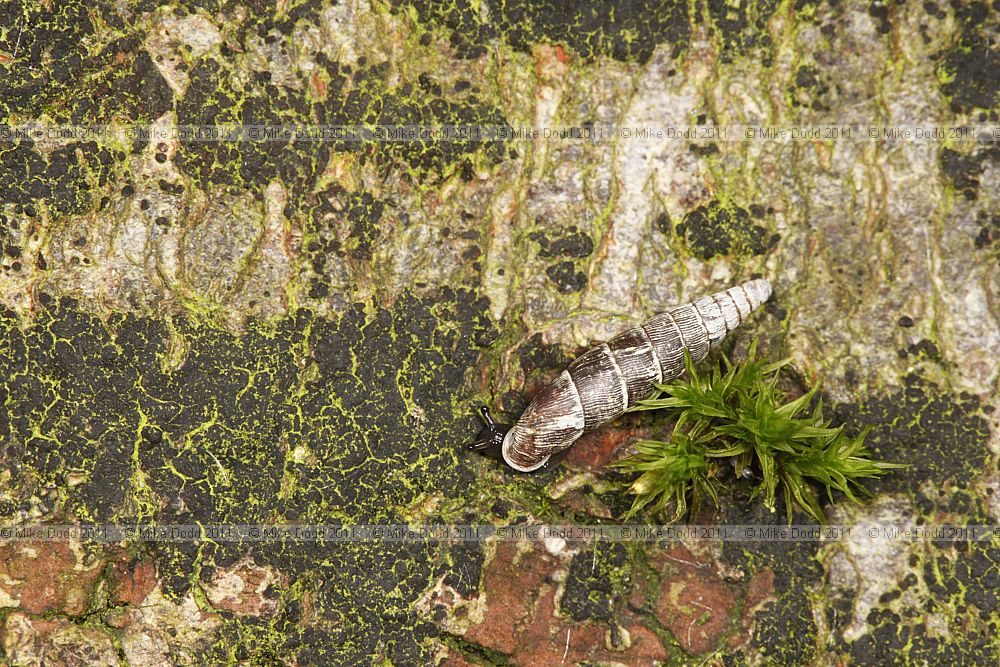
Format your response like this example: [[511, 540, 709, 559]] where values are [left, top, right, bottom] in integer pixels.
[[615, 344, 901, 523]]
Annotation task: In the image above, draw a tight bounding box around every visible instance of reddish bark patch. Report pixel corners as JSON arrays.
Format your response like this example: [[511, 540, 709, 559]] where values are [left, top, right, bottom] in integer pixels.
[[311, 72, 328, 99], [625, 623, 670, 662], [461, 540, 666, 664], [465, 540, 556, 653], [0, 541, 106, 615], [643, 544, 778, 656], [562, 424, 649, 470], [533, 44, 570, 79], [203, 559, 285, 617], [653, 545, 738, 655], [109, 556, 157, 606], [736, 566, 776, 645], [440, 653, 482, 667], [629, 564, 654, 609], [512, 598, 666, 666]]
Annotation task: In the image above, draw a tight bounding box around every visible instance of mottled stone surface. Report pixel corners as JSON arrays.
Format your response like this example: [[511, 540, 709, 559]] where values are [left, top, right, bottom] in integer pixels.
[[0, 0, 998, 665]]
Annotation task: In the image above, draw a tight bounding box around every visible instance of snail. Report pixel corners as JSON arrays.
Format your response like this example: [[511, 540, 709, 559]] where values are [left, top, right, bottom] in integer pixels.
[[470, 279, 772, 471]]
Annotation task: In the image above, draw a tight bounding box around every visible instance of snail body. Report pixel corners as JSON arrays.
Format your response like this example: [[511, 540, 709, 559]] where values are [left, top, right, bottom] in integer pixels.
[[471, 279, 772, 472]]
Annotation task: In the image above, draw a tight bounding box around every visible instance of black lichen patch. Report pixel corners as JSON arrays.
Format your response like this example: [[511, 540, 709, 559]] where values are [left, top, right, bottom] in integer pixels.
[[791, 64, 832, 110], [175, 44, 508, 197], [689, 142, 720, 157], [0, 287, 497, 664], [850, 489, 1000, 665], [304, 186, 388, 277], [546, 260, 588, 293], [973, 214, 1000, 262], [174, 56, 329, 195], [941, 40, 1000, 112], [528, 226, 593, 293], [868, 1, 893, 35], [172, 0, 511, 195], [939, 146, 999, 201], [707, 0, 781, 63], [720, 499, 821, 665], [529, 227, 594, 259], [0, 1, 166, 215], [0, 140, 123, 215], [0, 215, 20, 266], [517, 332, 569, 375], [436, 541, 485, 597], [675, 200, 773, 260], [398, 0, 690, 64], [850, 589, 998, 665], [0, 2, 172, 122], [654, 212, 673, 234], [560, 543, 628, 622], [935, 1, 999, 113], [935, 540, 1000, 620], [335, 63, 509, 175], [832, 374, 991, 494], [342, 191, 385, 260], [897, 338, 943, 362], [1, 297, 147, 522]]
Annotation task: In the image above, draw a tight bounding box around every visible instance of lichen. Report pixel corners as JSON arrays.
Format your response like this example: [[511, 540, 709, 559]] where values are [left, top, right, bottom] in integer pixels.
[[0, 287, 497, 664], [1, 0, 998, 664]]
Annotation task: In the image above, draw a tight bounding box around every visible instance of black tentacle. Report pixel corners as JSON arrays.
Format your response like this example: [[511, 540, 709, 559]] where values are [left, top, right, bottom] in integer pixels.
[[468, 405, 510, 461]]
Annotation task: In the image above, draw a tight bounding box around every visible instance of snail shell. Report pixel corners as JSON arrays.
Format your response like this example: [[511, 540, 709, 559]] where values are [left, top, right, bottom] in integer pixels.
[[500, 279, 772, 471]]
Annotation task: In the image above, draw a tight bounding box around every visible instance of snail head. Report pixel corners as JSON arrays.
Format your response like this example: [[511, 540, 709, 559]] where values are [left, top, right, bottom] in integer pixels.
[[468, 405, 510, 460]]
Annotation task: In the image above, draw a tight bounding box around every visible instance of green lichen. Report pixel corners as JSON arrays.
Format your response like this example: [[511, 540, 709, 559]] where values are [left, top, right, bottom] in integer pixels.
[[0, 286, 497, 664], [397, 0, 690, 64], [560, 543, 630, 623], [673, 199, 776, 262]]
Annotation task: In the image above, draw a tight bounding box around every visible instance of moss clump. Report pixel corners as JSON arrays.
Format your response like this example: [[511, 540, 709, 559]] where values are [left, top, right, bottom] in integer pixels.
[[612, 342, 902, 522]]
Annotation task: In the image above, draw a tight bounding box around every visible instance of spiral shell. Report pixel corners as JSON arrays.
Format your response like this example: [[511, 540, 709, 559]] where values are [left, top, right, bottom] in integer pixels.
[[501, 279, 772, 471]]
